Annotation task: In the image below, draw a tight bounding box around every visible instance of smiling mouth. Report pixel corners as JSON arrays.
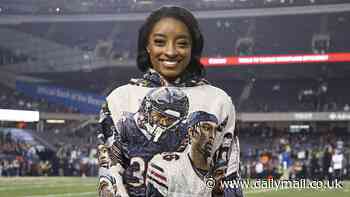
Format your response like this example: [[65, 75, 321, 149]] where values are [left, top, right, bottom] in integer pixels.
[[160, 60, 180, 68]]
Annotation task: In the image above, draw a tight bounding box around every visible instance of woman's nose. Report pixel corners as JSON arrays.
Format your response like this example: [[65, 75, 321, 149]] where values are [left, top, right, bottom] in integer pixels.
[[165, 44, 178, 57]]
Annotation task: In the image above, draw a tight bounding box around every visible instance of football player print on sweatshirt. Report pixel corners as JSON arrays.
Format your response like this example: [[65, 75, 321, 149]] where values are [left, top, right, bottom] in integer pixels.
[[106, 87, 190, 196], [146, 111, 221, 197]]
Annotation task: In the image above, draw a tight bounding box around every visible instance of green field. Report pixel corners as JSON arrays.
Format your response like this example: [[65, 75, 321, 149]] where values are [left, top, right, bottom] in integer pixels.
[[0, 177, 349, 197]]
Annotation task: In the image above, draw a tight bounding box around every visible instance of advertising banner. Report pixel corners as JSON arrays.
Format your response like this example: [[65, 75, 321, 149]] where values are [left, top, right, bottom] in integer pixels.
[[16, 81, 104, 114]]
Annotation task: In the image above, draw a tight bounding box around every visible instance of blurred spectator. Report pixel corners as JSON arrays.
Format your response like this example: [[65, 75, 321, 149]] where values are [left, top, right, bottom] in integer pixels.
[[0, 126, 99, 177], [331, 149, 345, 182], [239, 125, 349, 180]]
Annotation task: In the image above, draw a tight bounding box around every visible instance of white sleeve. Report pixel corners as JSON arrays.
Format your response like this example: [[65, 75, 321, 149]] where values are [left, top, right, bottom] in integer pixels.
[[100, 87, 129, 195], [106, 86, 129, 126]]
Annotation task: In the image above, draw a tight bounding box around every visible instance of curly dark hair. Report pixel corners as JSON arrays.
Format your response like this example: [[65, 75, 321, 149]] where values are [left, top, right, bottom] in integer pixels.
[[137, 6, 205, 77]]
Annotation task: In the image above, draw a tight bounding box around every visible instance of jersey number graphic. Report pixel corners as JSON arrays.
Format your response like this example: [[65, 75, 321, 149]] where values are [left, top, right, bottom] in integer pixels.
[[163, 153, 179, 161], [129, 157, 146, 187]]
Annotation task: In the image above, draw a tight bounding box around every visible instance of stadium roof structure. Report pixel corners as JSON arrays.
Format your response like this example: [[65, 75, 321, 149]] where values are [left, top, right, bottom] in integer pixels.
[[1, 3, 350, 24], [0, 4, 349, 74]]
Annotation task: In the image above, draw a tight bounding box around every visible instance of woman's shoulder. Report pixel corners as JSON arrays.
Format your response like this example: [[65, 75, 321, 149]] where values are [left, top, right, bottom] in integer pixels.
[[184, 84, 234, 109], [106, 83, 153, 103], [191, 84, 231, 99], [106, 84, 133, 98]]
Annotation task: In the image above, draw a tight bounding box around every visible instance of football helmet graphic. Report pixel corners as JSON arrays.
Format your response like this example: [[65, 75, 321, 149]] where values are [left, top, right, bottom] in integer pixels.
[[139, 87, 189, 142]]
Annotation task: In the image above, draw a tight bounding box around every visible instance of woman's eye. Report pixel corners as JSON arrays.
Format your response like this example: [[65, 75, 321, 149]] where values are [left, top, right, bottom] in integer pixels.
[[154, 39, 165, 46], [177, 42, 189, 48]]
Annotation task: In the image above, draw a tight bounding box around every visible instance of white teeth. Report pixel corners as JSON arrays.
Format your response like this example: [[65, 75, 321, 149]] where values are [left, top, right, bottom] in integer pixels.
[[163, 60, 177, 65]]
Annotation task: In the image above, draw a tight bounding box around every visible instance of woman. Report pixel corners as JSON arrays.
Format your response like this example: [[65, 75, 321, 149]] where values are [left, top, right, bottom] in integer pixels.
[[98, 6, 240, 197]]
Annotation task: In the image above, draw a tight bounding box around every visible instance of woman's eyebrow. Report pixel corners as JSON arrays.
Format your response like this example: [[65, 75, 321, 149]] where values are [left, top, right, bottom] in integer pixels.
[[176, 34, 190, 39], [152, 33, 166, 38], [152, 33, 190, 39]]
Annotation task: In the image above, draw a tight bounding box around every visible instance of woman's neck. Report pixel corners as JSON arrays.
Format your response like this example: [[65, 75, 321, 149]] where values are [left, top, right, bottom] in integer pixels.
[[151, 69, 182, 83]]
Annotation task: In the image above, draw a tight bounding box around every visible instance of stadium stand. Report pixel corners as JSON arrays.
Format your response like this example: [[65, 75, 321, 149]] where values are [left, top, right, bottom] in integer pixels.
[[239, 125, 350, 180], [0, 124, 98, 177], [238, 78, 350, 112]]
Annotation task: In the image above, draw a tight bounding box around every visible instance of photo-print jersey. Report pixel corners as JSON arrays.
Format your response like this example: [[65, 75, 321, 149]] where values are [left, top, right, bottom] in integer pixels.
[[107, 84, 238, 176], [146, 151, 212, 197], [113, 113, 187, 196]]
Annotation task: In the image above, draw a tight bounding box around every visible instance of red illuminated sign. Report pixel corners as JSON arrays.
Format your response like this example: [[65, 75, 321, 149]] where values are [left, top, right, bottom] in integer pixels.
[[201, 53, 350, 67]]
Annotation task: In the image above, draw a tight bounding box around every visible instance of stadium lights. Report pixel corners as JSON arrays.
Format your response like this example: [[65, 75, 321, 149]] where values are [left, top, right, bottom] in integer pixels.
[[134, 0, 153, 4], [289, 124, 310, 133], [290, 125, 310, 129], [46, 119, 66, 124], [0, 109, 39, 122]]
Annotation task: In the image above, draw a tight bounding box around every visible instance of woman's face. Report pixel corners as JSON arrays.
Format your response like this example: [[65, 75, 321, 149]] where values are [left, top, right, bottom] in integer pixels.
[[147, 17, 192, 81]]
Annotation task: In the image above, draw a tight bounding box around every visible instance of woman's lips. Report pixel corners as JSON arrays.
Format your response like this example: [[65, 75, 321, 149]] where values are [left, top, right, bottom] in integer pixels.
[[160, 60, 179, 68]]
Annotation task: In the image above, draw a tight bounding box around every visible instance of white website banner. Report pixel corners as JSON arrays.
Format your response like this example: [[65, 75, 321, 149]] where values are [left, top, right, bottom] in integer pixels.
[[0, 109, 39, 122]]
